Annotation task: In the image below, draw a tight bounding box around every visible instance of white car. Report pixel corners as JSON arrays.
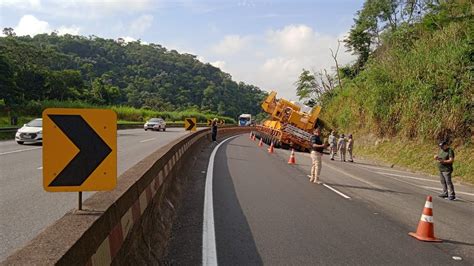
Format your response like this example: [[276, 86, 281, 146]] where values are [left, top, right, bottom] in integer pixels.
[[15, 118, 43, 144], [144, 118, 166, 131]]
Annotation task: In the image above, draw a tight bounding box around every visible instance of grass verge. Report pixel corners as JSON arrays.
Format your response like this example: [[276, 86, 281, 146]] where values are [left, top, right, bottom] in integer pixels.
[[354, 135, 473, 185]]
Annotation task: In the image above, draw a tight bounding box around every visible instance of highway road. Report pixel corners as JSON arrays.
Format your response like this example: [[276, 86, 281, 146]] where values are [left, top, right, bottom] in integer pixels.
[[165, 134, 474, 265], [0, 127, 194, 260]]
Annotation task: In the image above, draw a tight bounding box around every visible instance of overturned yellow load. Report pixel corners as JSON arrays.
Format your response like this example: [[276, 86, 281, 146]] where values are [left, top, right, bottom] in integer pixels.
[[257, 91, 322, 151]]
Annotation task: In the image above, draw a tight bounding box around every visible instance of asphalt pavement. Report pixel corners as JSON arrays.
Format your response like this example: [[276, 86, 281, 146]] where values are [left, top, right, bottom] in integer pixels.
[[0, 127, 192, 260], [165, 134, 473, 265]]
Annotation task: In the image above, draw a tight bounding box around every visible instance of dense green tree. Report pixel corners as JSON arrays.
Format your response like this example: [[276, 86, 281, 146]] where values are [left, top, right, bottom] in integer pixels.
[[0, 54, 19, 105], [0, 33, 266, 118], [295, 69, 317, 101]]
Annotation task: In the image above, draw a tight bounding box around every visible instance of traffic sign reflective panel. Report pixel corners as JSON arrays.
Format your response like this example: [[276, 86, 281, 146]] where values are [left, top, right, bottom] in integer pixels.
[[42, 108, 117, 192], [185, 118, 197, 131]]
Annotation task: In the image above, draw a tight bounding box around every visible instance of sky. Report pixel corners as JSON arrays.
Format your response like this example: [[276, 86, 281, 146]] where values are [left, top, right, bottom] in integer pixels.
[[0, 0, 364, 101]]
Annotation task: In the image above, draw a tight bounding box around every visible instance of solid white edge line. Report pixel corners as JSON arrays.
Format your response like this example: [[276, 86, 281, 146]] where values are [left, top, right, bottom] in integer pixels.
[[139, 138, 156, 143], [203, 135, 239, 266], [0, 147, 42, 156], [323, 184, 351, 199]]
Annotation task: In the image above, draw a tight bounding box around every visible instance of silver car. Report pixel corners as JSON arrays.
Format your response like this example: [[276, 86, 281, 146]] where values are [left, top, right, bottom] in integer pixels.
[[15, 118, 43, 144], [144, 118, 166, 131]]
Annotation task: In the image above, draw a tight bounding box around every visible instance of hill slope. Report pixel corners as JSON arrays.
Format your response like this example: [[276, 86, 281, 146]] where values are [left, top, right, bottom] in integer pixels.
[[0, 33, 266, 118], [318, 1, 473, 182]]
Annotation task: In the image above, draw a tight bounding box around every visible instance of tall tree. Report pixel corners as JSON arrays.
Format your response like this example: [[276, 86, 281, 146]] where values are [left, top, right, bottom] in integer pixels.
[[295, 69, 317, 102]]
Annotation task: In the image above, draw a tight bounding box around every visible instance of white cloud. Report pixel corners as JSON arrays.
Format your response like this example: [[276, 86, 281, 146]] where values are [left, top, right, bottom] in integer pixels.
[[14, 15, 51, 36], [207, 24, 355, 100], [12, 15, 80, 37], [210, 60, 226, 70], [212, 35, 251, 55], [129, 15, 154, 35], [57, 25, 81, 35]]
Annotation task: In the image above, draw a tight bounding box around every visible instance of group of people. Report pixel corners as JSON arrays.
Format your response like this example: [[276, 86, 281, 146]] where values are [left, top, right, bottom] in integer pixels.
[[308, 127, 456, 201], [308, 128, 354, 184], [328, 130, 354, 162]]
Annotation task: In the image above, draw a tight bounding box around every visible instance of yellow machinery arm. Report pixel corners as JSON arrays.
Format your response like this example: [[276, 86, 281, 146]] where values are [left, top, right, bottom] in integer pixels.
[[260, 91, 321, 131]]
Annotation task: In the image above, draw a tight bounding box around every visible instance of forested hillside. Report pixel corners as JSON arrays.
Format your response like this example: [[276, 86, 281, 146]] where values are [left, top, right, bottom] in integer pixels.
[[295, 0, 473, 182], [0, 33, 266, 119]]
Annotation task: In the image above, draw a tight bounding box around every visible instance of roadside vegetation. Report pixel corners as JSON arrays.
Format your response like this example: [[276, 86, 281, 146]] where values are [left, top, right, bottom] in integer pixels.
[[0, 99, 236, 127], [294, 0, 473, 183], [0, 31, 266, 127]]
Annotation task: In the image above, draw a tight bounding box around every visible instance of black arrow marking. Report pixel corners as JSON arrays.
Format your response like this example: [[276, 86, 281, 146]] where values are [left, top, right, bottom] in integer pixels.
[[48, 115, 112, 187], [186, 118, 196, 130]]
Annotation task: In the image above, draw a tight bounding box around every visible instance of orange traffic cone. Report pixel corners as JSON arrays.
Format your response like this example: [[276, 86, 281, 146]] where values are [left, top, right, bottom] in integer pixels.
[[288, 149, 296, 164], [409, 196, 442, 242], [258, 138, 263, 147], [268, 141, 274, 153]]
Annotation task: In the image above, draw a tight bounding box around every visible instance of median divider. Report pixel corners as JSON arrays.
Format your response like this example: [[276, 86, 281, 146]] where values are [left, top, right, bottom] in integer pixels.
[[2, 126, 252, 265]]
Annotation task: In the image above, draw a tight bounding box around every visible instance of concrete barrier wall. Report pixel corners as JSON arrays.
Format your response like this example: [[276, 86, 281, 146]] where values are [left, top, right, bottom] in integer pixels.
[[2, 127, 252, 266]]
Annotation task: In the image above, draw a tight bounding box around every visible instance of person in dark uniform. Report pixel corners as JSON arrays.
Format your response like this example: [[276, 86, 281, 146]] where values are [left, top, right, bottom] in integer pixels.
[[434, 140, 456, 200], [309, 127, 328, 184], [211, 118, 218, 142]]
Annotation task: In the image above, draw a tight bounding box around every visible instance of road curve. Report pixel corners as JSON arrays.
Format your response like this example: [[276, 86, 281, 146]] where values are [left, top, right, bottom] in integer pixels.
[[0, 128, 194, 260], [165, 134, 473, 265]]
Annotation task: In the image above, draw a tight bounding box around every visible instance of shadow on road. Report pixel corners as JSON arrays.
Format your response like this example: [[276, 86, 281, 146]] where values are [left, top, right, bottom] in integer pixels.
[[213, 141, 263, 265], [442, 239, 474, 247]]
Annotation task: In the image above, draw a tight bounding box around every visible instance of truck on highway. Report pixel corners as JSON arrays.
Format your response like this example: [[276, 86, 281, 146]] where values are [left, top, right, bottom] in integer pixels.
[[254, 91, 321, 151], [238, 114, 252, 126]]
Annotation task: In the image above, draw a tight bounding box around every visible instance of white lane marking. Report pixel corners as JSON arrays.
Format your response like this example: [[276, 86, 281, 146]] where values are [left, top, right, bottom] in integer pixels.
[[374, 171, 438, 183], [323, 184, 351, 199], [37, 166, 43, 170], [421, 186, 474, 197], [139, 138, 156, 143], [203, 136, 239, 266], [0, 147, 42, 156]]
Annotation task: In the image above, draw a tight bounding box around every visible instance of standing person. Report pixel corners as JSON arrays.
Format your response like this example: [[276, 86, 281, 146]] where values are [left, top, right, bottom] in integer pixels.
[[211, 118, 218, 143], [337, 134, 346, 162], [347, 134, 354, 162], [434, 140, 456, 200], [309, 127, 328, 184], [328, 130, 337, 160]]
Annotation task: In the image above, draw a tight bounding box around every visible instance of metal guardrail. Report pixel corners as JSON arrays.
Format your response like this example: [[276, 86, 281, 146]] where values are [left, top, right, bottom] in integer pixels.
[[0, 123, 236, 138], [0, 127, 19, 133]]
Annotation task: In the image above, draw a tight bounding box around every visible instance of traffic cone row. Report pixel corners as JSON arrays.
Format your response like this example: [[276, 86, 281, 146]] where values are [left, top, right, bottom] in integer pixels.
[[251, 133, 296, 164], [409, 196, 442, 242]]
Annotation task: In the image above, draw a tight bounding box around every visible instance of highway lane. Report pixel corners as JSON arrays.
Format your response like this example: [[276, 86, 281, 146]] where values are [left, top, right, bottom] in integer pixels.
[[165, 135, 473, 265], [0, 127, 194, 260]]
